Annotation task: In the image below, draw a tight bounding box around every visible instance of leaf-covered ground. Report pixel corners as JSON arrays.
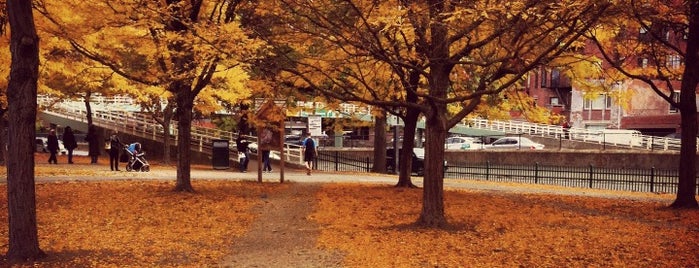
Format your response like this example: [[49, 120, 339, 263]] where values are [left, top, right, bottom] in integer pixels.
[[1, 154, 698, 267], [313, 184, 699, 267], [1, 180, 285, 267]]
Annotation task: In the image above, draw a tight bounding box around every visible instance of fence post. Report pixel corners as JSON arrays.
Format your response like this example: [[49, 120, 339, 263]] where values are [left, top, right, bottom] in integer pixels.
[[650, 167, 655, 193], [366, 157, 370, 172], [589, 164, 593, 188], [334, 151, 339, 171], [486, 161, 490, 181], [535, 162, 539, 184]]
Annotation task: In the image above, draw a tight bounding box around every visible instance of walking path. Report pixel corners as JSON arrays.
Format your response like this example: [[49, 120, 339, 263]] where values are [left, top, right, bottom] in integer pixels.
[[23, 162, 675, 203], [3, 161, 677, 267]]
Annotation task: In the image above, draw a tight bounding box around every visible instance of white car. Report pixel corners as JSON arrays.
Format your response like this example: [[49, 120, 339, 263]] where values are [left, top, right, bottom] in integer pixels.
[[35, 137, 68, 154], [445, 136, 483, 150], [483, 137, 544, 150], [246, 142, 280, 160]]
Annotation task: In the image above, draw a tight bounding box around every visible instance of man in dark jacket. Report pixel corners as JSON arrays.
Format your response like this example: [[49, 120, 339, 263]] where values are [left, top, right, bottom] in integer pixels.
[[62, 126, 78, 164], [107, 131, 122, 171], [85, 126, 100, 164], [236, 134, 249, 172], [47, 129, 59, 164]]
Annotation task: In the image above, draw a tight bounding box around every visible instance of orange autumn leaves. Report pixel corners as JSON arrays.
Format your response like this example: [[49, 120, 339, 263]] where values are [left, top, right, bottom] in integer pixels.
[[1, 181, 285, 267], [312, 184, 699, 267], [1, 180, 698, 267]]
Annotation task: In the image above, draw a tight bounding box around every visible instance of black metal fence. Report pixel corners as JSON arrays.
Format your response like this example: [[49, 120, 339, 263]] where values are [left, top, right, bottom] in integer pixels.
[[315, 151, 698, 194], [446, 162, 688, 194], [316, 151, 372, 172]]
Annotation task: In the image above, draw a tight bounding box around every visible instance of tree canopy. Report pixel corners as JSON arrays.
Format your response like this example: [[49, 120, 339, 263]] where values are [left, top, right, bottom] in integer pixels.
[[260, 0, 610, 226], [585, 0, 698, 208]]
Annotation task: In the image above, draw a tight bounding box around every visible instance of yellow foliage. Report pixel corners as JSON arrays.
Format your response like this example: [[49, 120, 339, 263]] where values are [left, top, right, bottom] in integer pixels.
[[36, 0, 259, 111]]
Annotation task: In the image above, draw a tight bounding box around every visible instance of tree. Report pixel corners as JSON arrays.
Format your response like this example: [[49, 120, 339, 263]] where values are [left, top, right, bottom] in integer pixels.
[[267, 0, 609, 226], [39, 42, 118, 130], [586, 0, 698, 208], [35, 0, 258, 192], [4, 0, 46, 262]]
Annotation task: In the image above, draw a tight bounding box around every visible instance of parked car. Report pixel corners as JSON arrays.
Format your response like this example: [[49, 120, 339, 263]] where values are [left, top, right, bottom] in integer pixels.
[[245, 142, 281, 160], [445, 136, 483, 150], [35, 137, 68, 154], [386, 147, 447, 176], [284, 135, 304, 145], [483, 137, 545, 150]]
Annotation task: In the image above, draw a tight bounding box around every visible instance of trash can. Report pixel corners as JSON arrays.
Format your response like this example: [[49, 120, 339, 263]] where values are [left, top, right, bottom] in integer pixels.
[[212, 139, 230, 169]]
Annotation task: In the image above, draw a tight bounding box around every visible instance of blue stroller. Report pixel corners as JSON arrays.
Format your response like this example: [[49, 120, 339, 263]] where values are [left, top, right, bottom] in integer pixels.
[[124, 142, 150, 172]]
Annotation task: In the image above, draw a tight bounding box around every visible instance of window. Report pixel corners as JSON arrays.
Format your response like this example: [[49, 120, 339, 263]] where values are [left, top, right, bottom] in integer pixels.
[[667, 54, 682, 69], [584, 94, 612, 110], [550, 69, 560, 87], [670, 91, 680, 113], [540, 68, 548, 88], [550, 97, 560, 106], [638, 57, 648, 68]]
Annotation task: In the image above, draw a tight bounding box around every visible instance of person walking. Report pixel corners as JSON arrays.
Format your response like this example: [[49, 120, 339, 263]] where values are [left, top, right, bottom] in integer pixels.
[[236, 134, 249, 172], [262, 149, 272, 173], [85, 126, 100, 164], [62, 126, 78, 164], [107, 131, 122, 171], [562, 120, 571, 139], [301, 132, 316, 175], [47, 129, 59, 164]]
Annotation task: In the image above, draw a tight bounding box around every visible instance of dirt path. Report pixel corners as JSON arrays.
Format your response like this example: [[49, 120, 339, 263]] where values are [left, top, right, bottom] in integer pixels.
[[220, 183, 344, 267]]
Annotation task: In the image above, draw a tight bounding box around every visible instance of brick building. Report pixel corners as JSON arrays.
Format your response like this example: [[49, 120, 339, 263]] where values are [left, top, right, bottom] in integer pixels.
[[523, 21, 696, 137]]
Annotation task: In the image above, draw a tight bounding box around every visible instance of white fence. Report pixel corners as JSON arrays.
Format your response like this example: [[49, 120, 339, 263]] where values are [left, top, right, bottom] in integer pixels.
[[44, 99, 691, 154], [43, 102, 305, 165], [468, 118, 689, 152]]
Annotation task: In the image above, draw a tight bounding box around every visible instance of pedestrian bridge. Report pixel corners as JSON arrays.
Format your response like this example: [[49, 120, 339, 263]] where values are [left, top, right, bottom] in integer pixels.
[[38, 102, 306, 167]]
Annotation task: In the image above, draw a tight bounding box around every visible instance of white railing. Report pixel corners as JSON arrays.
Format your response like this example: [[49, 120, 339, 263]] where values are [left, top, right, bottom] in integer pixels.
[[44, 103, 305, 165], [46, 101, 691, 154], [467, 118, 691, 152]]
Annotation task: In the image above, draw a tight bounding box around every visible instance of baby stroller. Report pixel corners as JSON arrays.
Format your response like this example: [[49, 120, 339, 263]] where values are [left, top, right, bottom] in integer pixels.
[[123, 142, 150, 172]]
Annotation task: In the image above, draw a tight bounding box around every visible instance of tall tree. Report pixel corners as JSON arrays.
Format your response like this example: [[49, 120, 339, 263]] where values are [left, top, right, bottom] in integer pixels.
[[35, 0, 257, 192], [268, 0, 609, 226], [586, 0, 698, 208], [4, 0, 46, 262]]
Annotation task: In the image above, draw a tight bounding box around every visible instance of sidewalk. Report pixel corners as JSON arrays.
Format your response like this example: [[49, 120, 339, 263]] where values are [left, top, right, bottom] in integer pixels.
[[16, 160, 676, 204]]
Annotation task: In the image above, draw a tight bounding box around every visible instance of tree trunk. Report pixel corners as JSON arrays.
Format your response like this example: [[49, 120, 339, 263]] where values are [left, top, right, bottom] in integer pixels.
[[396, 109, 419, 188], [84, 91, 93, 127], [396, 68, 421, 188], [372, 110, 387, 173], [160, 104, 175, 165], [417, 0, 451, 227], [417, 112, 448, 227], [671, 1, 699, 208], [174, 88, 195, 192], [0, 114, 7, 166], [5, 0, 46, 261]]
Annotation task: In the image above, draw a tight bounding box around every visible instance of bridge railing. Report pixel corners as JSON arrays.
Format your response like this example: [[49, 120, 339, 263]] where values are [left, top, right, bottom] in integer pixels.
[[46, 103, 305, 166], [468, 118, 691, 152]]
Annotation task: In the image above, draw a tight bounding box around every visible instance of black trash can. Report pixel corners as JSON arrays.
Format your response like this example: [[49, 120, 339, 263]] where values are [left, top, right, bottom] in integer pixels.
[[212, 139, 230, 169]]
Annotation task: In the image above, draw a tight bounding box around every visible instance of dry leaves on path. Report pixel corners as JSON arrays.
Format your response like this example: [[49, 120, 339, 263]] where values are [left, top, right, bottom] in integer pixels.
[[312, 184, 699, 267], [1, 180, 286, 267]]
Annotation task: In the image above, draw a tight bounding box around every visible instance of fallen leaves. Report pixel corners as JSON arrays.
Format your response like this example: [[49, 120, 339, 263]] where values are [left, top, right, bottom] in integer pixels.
[[312, 184, 699, 267], [1, 161, 698, 267], [0, 180, 286, 267]]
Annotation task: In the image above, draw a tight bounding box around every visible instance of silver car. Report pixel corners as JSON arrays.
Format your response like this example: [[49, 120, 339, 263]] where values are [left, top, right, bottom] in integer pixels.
[[483, 137, 544, 150]]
